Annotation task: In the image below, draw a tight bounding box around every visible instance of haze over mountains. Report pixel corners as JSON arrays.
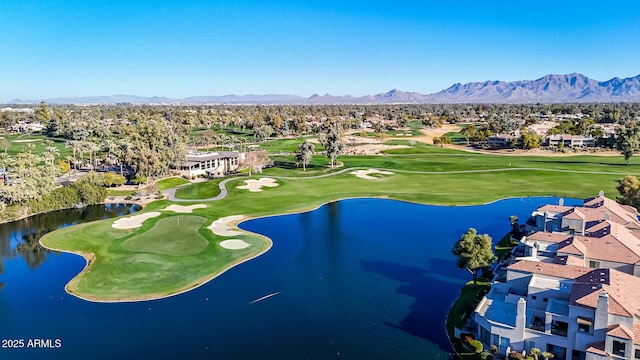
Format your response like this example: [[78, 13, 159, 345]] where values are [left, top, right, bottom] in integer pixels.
[[8, 73, 640, 105]]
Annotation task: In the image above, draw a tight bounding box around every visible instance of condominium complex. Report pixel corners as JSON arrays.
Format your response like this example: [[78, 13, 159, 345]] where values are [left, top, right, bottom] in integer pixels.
[[474, 193, 640, 360]]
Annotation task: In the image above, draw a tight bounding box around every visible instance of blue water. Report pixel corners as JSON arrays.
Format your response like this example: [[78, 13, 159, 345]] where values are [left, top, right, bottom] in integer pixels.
[[0, 197, 581, 359]]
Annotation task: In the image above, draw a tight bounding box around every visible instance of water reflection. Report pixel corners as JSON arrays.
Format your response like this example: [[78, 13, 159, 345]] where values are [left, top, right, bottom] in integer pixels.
[[0, 203, 139, 275]]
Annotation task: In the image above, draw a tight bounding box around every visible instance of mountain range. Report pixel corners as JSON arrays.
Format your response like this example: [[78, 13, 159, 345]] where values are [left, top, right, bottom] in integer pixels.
[[8, 73, 640, 105]]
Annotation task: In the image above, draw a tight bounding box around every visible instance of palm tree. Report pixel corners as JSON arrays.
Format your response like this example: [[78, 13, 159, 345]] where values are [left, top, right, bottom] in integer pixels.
[[43, 146, 60, 179], [64, 155, 74, 179], [65, 140, 80, 170]]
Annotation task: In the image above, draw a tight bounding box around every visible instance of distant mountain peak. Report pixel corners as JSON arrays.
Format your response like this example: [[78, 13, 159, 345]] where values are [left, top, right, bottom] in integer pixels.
[[6, 73, 640, 105]]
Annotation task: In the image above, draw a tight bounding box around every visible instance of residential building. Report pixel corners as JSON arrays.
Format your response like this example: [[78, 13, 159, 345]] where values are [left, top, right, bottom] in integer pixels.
[[473, 193, 640, 359], [488, 134, 519, 148], [547, 135, 596, 148]]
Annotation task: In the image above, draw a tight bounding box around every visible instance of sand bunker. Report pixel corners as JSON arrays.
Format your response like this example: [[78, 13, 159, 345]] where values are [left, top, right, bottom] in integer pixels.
[[208, 215, 245, 236], [163, 204, 207, 213], [219, 239, 250, 250], [112, 212, 161, 229], [237, 178, 279, 192], [351, 169, 394, 180]]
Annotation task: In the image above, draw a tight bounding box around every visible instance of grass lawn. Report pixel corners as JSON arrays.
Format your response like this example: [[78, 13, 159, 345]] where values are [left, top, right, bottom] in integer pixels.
[[174, 179, 222, 199], [106, 189, 136, 196], [446, 281, 492, 359], [1, 133, 72, 159], [38, 148, 640, 302], [156, 177, 189, 191], [122, 215, 209, 256]]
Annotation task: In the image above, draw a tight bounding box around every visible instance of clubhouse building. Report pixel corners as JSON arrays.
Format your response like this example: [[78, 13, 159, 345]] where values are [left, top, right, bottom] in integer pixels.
[[473, 192, 640, 360], [178, 150, 241, 178]]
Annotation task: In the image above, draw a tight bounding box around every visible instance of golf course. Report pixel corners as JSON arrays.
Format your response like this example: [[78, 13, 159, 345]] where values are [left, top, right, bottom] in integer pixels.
[[39, 144, 640, 302]]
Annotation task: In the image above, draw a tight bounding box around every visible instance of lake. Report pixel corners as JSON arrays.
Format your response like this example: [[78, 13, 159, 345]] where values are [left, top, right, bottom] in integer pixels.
[[0, 197, 581, 359]]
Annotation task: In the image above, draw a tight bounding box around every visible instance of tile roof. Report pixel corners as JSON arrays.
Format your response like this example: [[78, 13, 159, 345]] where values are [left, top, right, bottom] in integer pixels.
[[569, 269, 640, 317], [608, 324, 634, 339], [537, 205, 573, 214], [507, 260, 591, 279], [634, 324, 640, 345], [526, 232, 572, 244], [553, 255, 585, 266], [585, 341, 607, 355]]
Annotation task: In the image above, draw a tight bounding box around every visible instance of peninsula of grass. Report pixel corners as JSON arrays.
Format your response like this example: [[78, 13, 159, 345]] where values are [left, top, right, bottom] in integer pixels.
[[39, 150, 640, 302], [174, 179, 222, 199]]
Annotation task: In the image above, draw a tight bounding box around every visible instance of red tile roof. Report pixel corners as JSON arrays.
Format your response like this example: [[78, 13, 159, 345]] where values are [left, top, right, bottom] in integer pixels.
[[527, 232, 572, 244], [507, 260, 591, 279], [570, 269, 640, 317]]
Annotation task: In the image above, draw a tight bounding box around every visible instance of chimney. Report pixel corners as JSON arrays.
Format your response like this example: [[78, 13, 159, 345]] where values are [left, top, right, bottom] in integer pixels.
[[515, 297, 527, 341], [594, 290, 609, 331], [604, 212, 610, 220], [559, 198, 564, 206], [599, 190, 604, 197]]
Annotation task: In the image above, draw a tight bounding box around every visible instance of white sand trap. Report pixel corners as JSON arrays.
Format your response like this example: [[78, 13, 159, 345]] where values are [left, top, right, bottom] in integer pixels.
[[112, 212, 161, 229], [163, 204, 207, 213], [13, 139, 41, 143], [237, 178, 279, 192], [351, 169, 394, 180], [219, 239, 250, 250], [208, 215, 245, 236]]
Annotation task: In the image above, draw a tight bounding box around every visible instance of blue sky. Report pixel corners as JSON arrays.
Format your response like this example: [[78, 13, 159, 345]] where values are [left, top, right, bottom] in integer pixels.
[[1, 1, 639, 101]]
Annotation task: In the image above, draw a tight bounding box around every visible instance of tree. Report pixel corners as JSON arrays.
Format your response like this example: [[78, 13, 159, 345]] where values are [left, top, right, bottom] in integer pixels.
[[460, 125, 477, 145], [35, 101, 51, 125], [432, 135, 451, 147], [451, 228, 496, 285], [616, 175, 640, 210], [521, 130, 541, 150], [243, 150, 271, 177], [509, 215, 523, 239], [320, 124, 343, 168], [57, 159, 70, 177], [615, 125, 640, 165], [295, 140, 315, 171]]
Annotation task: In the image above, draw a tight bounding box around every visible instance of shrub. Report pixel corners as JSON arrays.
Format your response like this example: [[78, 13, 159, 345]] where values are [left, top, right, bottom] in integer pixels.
[[468, 339, 483, 354]]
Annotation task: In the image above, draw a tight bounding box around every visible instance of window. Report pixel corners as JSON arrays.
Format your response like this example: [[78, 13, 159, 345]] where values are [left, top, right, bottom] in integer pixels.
[[571, 350, 586, 360], [480, 326, 490, 345], [543, 297, 548, 302], [499, 337, 510, 353], [546, 344, 567, 360], [613, 340, 626, 357], [551, 320, 568, 337], [589, 260, 600, 268], [531, 295, 537, 300], [528, 341, 535, 350], [577, 317, 592, 333], [635, 348, 640, 359], [491, 334, 499, 347]]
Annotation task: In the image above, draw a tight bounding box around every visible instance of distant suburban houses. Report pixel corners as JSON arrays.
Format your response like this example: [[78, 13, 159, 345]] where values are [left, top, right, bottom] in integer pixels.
[[472, 192, 640, 360], [8, 121, 45, 133]]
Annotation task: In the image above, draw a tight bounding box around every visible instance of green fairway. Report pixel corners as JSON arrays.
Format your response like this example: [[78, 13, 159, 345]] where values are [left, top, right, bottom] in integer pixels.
[[122, 216, 208, 256], [156, 177, 190, 191], [39, 149, 640, 302], [174, 179, 222, 199]]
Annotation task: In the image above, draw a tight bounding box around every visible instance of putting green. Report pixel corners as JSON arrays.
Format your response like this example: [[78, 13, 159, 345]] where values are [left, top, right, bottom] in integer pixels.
[[122, 215, 208, 256]]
